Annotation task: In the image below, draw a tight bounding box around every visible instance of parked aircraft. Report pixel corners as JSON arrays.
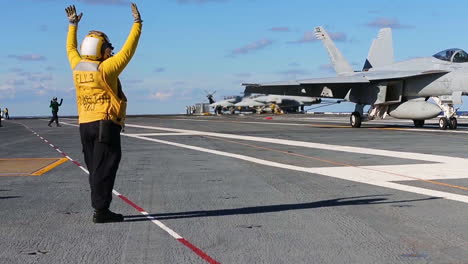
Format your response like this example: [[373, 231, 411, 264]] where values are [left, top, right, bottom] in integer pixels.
[[243, 26, 468, 129], [207, 91, 321, 114], [234, 94, 321, 113], [206, 92, 243, 114]]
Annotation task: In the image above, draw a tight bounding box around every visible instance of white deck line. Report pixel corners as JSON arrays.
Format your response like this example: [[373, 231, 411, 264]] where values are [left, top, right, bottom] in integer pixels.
[[61, 121, 468, 204], [123, 132, 201, 137], [171, 118, 468, 132], [124, 123, 465, 164], [124, 134, 468, 205]]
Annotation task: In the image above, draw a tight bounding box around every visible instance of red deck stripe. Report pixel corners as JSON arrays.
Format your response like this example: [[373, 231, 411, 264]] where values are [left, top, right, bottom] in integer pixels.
[[177, 238, 221, 264], [117, 194, 145, 212]]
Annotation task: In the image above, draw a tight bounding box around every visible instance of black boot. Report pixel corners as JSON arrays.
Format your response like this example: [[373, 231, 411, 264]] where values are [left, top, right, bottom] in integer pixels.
[[92, 209, 124, 223]]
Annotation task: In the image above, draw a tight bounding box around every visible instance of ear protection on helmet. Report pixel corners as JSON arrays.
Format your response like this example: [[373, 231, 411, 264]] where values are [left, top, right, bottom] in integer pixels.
[[80, 30, 113, 60]]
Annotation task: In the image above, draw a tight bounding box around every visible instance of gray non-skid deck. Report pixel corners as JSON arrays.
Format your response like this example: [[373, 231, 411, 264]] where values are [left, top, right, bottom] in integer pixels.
[[1, 115, 467, 264]]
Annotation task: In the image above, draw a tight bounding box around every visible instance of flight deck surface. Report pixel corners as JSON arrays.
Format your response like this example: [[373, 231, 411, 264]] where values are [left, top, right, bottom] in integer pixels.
[[1, 115, 467, 264]]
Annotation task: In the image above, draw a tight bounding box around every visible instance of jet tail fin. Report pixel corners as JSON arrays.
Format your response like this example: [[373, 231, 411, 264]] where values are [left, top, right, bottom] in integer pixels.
[[314, 26, 354, 75], [205, 90, 216, 104], [207, 95, 215, 104], [363, 28, 393, 71]]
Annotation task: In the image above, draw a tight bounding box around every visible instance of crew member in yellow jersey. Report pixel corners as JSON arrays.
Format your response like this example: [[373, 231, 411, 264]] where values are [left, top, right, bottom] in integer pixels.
[[65, 3, 142, 223]]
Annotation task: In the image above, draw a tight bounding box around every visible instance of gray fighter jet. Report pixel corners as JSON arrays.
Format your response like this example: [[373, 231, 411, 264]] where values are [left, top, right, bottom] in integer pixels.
[[206, 92, 243, 114], [207, 91, 320, 114], [234, 94, 321, 113], [243, 26, 468, 129]]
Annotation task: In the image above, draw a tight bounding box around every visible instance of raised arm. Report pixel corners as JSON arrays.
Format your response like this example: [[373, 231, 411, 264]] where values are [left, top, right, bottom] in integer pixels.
[[65, 5, 83, 69], [101, 3, 143, 76]]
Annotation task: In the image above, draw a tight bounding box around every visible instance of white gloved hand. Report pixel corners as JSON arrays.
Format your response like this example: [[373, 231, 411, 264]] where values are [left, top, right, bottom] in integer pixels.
[[65, 5, 83, 25], [131, 3, 142, 23]]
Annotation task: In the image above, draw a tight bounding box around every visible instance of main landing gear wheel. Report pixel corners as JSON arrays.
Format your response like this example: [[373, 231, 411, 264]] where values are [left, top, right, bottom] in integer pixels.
[[439, 117, 448, 130], [449, 117, 458, 130], [350, 112, 362, 128], [413, 120, 425, 128]]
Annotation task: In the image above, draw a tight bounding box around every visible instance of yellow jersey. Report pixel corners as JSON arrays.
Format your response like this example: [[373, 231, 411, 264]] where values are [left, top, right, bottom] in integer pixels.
[[66, 23, 142, 126]]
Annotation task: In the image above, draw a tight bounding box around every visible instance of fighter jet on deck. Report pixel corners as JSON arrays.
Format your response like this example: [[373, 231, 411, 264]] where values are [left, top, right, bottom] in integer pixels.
[[244, 26, 468, 129], [206, 92, 243, 114], [234, 94, 321, 113], [207, 92, 320, 114]]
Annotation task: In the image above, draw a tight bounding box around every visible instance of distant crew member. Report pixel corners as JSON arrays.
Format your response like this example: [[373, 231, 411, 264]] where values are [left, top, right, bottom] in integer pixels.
[[4, 108, 9, 119], [65, 4, 142, 223], [270, 103, 276, 114], [215, 105, 222, 115], [48, 97, 63, 127]]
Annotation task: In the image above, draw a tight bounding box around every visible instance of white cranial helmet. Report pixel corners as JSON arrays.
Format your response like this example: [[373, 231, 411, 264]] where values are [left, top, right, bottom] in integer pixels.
[[80, 31, 113, 61]]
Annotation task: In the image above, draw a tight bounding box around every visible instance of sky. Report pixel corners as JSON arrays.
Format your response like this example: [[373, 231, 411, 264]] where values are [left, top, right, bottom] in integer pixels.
[[2, 0, 468, 116]]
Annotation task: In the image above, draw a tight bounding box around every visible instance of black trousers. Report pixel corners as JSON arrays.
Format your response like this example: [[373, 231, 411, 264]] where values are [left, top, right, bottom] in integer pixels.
[[48, 111, 59, 126], [79, 121, 122, 210]]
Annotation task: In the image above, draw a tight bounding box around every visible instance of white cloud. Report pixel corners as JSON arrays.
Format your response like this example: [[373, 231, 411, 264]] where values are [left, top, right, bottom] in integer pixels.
[[8, 54, 47, 61], [0, 83, 16, 99], [366, 17, 413, 29], [328, 32, 347, 42], [269, 27, 290, 32], [150, 91, 174, 101], [229, 39, 273, 56], [289, 30, 347, 44], [288, 31, 317, 44], [36, 89, 47, 95]]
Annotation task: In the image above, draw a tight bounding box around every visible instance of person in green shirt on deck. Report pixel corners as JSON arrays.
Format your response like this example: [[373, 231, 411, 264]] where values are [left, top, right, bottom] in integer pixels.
[[48, 97, 63, 127]]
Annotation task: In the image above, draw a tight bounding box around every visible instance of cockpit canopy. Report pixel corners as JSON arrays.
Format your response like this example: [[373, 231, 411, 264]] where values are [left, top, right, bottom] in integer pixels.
[[433, 48, 468, 63]]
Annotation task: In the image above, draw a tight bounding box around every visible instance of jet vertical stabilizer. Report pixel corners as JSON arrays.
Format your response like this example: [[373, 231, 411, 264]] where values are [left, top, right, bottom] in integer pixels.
[[314, 26, 354, 75], [363, 28, 393, 71]]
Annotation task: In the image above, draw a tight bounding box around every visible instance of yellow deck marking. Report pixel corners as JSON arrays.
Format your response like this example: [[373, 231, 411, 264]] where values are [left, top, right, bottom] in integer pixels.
[[0, 158, 68, 176], [32, 158, 69, 175]]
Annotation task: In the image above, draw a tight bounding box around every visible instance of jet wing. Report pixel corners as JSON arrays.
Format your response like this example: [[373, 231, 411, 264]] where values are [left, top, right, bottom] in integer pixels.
[[243, 70, 449, 99], [243, 75, 369, 98], [363, 70, 449, 81]]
